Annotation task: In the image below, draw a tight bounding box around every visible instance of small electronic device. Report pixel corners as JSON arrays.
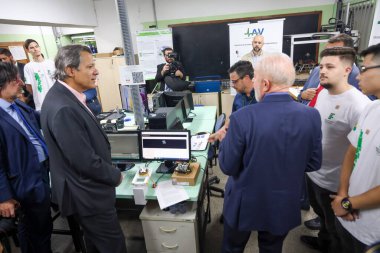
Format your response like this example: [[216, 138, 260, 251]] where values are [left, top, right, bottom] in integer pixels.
[[140, 130, 191, 173], [132, 167, 151, 186], [175, 162, 191, 174]]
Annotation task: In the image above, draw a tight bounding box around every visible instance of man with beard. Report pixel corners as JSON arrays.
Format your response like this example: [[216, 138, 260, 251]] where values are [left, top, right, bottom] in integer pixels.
[[241, 35, 266, 66], [219, 53, 322, 253], [208, 60, 256, 142], [300, 47, 370, 252]]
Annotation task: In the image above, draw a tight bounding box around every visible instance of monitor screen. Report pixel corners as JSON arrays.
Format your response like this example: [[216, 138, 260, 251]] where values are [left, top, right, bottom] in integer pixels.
[[164, 91, 194, 110], [140, 130, 191, 162], [182, 96, 191, 118], [107, 131, 141, 161]]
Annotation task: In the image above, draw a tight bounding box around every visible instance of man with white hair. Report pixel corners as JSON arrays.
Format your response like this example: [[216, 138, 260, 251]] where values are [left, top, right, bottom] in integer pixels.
[[219, 53, 322, 253]]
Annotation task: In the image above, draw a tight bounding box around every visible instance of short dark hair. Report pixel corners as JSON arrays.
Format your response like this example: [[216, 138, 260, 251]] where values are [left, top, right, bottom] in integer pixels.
[[24, 39, 38, 50], [54, 44, 92, 80], [320, 47, 356, 66], [162, 47, 173, 55], [360, 43, 380, 63], [228, 60, 254, 79], [328, 33, 354, 48], [0, 62, 18, 89], [0, 48, 12, 57]]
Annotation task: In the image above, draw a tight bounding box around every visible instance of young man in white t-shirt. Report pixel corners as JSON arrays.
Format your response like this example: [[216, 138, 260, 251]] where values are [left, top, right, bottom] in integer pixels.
[[300, 47, 371, 252], [331, 43, 380, 253], [24, 39, 55, 111]]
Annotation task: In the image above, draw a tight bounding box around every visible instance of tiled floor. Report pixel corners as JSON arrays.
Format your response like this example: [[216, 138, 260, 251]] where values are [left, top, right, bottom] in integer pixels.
[[7, 165, 321, 253]]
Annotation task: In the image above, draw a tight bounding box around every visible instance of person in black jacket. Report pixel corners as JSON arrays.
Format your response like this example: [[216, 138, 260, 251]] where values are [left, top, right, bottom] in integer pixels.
[[155, 47, 186, 91]]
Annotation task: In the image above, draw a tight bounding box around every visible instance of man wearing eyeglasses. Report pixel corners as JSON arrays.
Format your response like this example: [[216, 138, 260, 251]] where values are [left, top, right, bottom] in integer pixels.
[[331, 43, 380, 253], [208, 60, 256, 142], [300, 47, 371, 253], [0, 62, 52, 253], [155, 47, 186, 91]]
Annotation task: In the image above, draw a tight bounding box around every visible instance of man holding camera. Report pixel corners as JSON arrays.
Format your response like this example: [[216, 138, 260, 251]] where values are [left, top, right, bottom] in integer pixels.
[[155, 47, 186, 91]]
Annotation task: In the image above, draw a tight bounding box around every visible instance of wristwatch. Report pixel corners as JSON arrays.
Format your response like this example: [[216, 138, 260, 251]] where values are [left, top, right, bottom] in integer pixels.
[[341, 197, 352, 212]]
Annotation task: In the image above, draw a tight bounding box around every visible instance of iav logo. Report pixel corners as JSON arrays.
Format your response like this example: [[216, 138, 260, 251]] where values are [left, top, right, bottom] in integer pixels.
[[244, 28, 264, 37]]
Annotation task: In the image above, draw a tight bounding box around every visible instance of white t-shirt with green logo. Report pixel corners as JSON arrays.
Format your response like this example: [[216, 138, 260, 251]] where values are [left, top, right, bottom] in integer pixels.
[[24, 60, 55, 111], [338, 100, 380, 245], [307, 88, 370, 192]]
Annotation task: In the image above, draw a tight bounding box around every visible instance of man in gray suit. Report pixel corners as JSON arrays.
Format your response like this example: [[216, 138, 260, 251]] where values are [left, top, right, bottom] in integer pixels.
[[41, 45, 127, 253]]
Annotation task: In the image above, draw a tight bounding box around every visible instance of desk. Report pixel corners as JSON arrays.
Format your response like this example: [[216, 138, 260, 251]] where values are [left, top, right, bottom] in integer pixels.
[[116, 106, 216, 253]]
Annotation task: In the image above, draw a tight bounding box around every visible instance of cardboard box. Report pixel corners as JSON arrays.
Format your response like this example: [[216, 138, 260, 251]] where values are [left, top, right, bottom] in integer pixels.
[[171, 163, 200, 186]]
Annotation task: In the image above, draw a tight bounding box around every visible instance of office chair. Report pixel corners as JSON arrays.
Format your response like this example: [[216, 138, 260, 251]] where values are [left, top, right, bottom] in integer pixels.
[[208, 113, 226, 198]]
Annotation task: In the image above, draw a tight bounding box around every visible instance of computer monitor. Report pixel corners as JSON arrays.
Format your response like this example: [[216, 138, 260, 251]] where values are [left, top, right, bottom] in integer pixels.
[[140, 130, 191, 173], [107, 131, 141, 161], [169, 100, 185, 129], [164, 91, 194, 110]]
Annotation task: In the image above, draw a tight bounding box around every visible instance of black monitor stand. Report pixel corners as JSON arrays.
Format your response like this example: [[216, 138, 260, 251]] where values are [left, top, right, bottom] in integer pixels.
[[156, 160, 177, 174], [184, 117, 193, 123]]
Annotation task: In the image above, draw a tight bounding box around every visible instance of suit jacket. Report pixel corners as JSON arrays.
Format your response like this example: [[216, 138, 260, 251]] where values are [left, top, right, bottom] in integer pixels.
[[0, 100, 47, 204], [219, 93, 322, 235], [41, 81, 121, 217], [155, 62, 185, 91]]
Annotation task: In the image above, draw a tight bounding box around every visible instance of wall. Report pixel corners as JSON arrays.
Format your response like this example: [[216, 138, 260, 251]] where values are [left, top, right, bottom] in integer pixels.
[[123, 0, 336, 55], [0, 0, 97, 27], [0, 0, 340, 57], [0, 24, 58, 60]]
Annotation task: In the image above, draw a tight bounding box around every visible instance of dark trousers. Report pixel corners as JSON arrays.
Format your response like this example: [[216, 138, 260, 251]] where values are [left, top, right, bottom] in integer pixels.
[[18, 170, 52, 253], [300, 175, 310, 209], [222, 220, 288, 253], [306, 175, 342, 253], [74, 208, 127, 253], [335, 218, 367, 253]]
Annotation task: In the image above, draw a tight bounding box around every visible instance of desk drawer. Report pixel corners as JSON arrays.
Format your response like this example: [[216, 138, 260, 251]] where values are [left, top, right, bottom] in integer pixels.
[[142, 220, 198, 253]]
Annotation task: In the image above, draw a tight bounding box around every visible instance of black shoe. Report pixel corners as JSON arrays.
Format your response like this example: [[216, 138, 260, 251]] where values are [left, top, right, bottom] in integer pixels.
[[300, 235, 321, 251], [304, 217, 321, 230]]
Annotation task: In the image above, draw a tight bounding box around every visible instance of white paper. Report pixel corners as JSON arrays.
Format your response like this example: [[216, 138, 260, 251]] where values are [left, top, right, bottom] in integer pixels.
[[156, 180, 189, 209], [191, 133, 210, 151], [8, 46, 27, 60], [119, 65, 145, 85]]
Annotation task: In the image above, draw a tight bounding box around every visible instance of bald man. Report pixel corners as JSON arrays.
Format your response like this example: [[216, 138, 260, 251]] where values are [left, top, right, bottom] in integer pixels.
[[241, 35, 266, 66]]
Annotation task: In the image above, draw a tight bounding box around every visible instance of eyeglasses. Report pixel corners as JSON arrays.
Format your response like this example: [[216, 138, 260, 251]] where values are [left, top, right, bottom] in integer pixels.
[[230, 77, 242, 84], [360, 64, 380, 73]]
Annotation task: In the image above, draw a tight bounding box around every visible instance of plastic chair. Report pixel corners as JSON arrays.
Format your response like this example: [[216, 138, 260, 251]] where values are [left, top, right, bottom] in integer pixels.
[[208, 113, 226, 197]]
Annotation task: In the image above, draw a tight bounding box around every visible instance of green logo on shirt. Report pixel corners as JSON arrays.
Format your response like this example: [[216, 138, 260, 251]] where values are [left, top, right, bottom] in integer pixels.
[[34, 73, 42, 93], [327, 113, 335, 120]]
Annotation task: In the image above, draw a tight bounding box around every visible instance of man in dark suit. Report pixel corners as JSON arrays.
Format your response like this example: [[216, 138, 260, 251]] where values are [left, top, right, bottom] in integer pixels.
[[0, 48, 35, 108], [219, 53, 322, 253], [155, 47, 186, 91], [41, 45, 127, 253], [0, 62, 52, 253]]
